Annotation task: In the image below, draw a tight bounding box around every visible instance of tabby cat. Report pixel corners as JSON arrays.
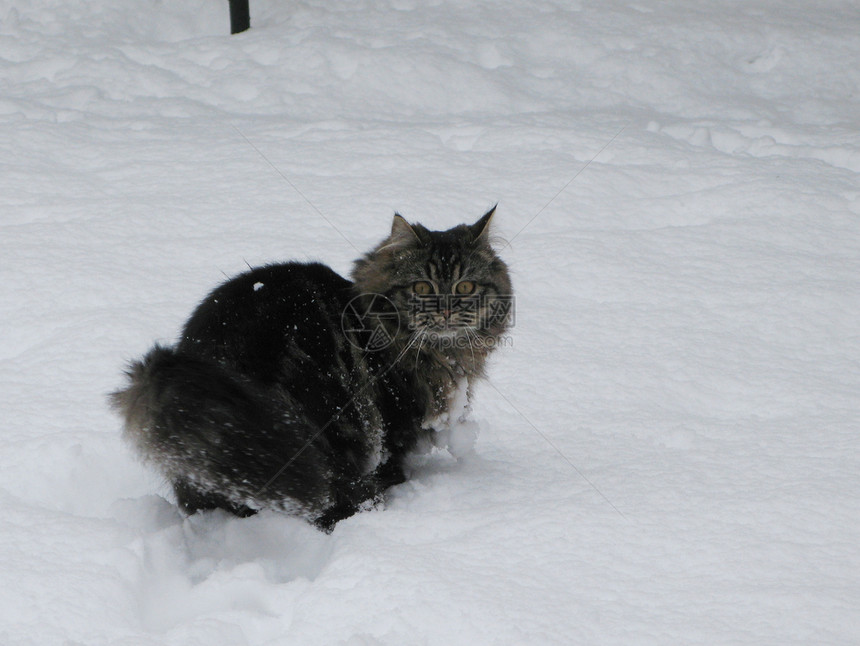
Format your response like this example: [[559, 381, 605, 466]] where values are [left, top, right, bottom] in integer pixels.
[[111, 207, 512, 531]]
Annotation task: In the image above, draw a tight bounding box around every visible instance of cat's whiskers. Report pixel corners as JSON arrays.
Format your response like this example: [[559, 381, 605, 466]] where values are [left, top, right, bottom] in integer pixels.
[[411, 330, 424, 373], [392, 328, 423, 366], [464, 326, 478, 369]]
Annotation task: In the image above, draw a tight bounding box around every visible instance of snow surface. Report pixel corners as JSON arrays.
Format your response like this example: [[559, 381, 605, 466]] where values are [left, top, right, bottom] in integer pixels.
[[2, 0, 860, 644]]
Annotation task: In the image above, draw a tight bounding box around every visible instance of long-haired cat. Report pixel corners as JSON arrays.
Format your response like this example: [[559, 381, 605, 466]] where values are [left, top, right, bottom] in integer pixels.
[[111, 207, 512, 531]]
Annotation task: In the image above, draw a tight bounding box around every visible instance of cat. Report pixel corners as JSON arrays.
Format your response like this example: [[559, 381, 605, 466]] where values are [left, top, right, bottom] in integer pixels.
[[111, 207, 512, 531]]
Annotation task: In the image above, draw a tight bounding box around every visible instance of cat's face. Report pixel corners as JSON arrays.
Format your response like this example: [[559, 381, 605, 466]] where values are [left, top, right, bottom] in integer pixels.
[[352, 207, 513, 348]]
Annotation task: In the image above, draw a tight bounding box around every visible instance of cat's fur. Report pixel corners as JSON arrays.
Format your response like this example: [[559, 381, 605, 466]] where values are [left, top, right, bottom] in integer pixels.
[[111, 207, 512, 531]]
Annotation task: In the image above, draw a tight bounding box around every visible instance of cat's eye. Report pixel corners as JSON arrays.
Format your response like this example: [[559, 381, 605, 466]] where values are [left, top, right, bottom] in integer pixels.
[[454, 280, 476, 295], [413, 281, 434, 295]]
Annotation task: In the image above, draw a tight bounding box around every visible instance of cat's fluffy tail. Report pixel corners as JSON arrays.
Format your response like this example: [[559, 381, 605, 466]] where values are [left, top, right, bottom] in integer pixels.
[[110, 345, 331, 519]]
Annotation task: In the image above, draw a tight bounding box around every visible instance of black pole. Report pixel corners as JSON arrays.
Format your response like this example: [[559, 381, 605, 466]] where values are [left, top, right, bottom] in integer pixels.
[[229, 0, 250, 34]]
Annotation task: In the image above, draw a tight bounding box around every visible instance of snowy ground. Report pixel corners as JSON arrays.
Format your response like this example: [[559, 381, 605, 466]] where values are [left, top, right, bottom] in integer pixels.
[[2, 1, 859, 644]]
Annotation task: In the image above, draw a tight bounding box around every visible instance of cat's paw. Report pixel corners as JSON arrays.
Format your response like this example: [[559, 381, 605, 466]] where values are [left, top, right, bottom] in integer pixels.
[[445, 419, 480, 458], [428, 418, 480, 459]]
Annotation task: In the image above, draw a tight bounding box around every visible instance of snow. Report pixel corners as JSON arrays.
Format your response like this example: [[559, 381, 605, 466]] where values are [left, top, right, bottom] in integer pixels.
[[1, 0, 859, 644]]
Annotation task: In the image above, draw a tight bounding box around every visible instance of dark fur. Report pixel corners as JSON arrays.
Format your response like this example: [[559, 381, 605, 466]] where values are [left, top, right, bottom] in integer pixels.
[[111, 208, 511, 531]]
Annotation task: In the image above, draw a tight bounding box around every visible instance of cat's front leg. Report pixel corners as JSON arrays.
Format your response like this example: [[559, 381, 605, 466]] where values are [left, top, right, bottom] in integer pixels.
[[421, 378, 478, 458], [313, 461, 405, 532], [374, 457, 407, 490]]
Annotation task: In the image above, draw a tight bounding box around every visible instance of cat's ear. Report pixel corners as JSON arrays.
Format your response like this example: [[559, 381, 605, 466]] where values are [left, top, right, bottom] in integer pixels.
[[391, 213, 419, 239], [380, 213, 422, 251], [470, 205, 497, 243]]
